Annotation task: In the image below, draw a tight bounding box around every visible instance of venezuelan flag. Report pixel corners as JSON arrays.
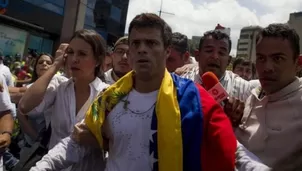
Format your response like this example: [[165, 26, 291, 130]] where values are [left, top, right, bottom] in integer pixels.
[[85, 69, 203, 171]]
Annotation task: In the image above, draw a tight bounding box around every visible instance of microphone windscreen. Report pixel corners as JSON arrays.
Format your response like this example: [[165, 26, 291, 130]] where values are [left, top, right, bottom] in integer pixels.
[[201, 72, 220, 90]]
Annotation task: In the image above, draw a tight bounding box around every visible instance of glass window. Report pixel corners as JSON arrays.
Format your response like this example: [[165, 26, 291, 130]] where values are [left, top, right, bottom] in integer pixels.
[[240, 34, 250, 39], [45, 0, 65, 7], [41, 39, 53, 54], [85, 8, 96, 27], [84, 24, 95, 30], [87, 0, 96, 9], [27, 35, 43, 53], [110, 5, 121, 23], [97, 30, 108, 40], [27, 35, 54, 54], [105, 0, 112, 3], [24, 0, 64, 15], [41, 3, 64, 15], [0, 25, 28, 56]]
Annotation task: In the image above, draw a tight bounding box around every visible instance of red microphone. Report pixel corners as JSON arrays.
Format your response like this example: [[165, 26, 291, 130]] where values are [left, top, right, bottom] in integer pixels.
[[201, 72, 229, 103]]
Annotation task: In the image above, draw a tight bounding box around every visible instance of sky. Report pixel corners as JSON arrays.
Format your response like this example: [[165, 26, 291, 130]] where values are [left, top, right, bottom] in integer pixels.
[[125, 0, 302, 56]]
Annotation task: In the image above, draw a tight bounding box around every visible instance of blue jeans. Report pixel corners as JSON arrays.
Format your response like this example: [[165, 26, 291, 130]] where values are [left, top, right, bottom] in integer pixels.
[[3, 150, 19, 170]]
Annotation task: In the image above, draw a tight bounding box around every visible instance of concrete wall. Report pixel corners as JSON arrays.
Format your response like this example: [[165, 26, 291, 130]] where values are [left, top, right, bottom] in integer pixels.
[[60, 0, 87, 43]]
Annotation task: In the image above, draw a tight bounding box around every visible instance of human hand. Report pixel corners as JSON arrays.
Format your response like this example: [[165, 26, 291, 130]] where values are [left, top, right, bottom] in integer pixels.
[[71, 122, 99, 148], [224, 97, 245, 127], [0, 133, 11, 153], [53, 43, 69, 69]]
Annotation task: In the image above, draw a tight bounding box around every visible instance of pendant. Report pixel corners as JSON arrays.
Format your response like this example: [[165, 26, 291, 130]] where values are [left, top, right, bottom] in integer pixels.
[[122, 100, 130, 110]]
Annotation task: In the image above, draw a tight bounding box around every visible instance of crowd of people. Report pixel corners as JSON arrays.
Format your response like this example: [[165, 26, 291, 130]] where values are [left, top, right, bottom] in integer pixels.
[[0, 12, 302, 171]]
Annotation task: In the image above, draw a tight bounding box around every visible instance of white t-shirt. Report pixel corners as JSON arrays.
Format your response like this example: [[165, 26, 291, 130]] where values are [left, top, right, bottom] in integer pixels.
[[0, 63, 14, 86], [104, 89, 158, 171], [0, 75, 12, 112], [0, 75, 12, 169]]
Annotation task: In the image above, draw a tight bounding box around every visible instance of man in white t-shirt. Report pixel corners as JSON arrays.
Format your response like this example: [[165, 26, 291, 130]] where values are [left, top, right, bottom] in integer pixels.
[[0, 54, 14, 87], [0, 75, 14, 170], [30, 13, 238, 171]]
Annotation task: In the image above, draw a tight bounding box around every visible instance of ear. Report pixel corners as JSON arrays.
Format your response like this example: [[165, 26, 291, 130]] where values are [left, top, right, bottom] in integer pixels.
[[194, 49, 199, 62], [165, 46, 172, 60], [183, 51, 190, 63]]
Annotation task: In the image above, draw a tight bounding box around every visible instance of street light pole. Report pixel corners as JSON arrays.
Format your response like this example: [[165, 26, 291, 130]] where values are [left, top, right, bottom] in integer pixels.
[[159, 0, 175, 17], [159, 0, 163, 17]]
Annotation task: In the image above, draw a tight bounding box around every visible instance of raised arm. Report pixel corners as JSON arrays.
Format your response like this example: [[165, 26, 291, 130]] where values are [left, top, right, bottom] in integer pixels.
[[19, 44, 68, 114]]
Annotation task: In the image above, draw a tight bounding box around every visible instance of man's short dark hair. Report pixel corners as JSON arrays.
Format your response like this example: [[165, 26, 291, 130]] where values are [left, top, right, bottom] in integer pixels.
[[171, 32, 188, 54], [198, 30, 232, 53], [128, 13, 172, 48], [233, 57, 256, 77], [233, 58, 252, 70], [257, 23, 300, 60]]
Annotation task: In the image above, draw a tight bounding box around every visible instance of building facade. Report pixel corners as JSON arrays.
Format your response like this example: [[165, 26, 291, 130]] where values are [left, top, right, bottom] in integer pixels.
[[288, 12, 302, 55], [215, 24, 231, 36], [236, 26, 262, 62], [0, 0, 65, 56], [83, 0, 130, 46], [0, 0, 130, 57]]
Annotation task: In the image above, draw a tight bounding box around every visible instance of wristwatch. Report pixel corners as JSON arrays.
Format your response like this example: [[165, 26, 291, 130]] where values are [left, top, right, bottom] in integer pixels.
[[1, 131, 12, 137]]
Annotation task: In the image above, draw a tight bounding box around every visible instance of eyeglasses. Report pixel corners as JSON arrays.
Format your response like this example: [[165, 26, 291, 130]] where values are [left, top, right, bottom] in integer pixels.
[[113, 49, 129, 56]]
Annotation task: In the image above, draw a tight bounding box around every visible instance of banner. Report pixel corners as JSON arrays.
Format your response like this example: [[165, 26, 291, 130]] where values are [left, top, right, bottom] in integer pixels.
[[0, 25, 28, 57]]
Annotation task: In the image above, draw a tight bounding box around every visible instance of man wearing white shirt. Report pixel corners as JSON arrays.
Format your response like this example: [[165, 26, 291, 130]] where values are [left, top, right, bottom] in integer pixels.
[[104, 36, 131, 85], [0, 75, 14, 171], [0, 54, 14, 87]]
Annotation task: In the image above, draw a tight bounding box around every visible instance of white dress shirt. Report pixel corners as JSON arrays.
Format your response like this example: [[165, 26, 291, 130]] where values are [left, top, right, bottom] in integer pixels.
[[29, 76, 109, 171]]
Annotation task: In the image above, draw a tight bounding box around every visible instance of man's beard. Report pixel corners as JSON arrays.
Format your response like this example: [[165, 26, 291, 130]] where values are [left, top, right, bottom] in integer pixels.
[[113, 69, 126, 78]]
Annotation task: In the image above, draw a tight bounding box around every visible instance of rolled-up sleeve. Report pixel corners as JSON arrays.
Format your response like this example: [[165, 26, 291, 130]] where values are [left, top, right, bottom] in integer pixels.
[[30, 136, 87, 171], [28, 75, 68, 116]]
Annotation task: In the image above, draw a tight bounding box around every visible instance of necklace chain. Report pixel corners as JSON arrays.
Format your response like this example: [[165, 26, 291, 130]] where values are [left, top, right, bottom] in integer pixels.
[[122, 93, 156, 114]]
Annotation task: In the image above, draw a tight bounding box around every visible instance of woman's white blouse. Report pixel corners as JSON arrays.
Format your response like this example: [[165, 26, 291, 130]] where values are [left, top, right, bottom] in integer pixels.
[[28, 76, 109, 148]]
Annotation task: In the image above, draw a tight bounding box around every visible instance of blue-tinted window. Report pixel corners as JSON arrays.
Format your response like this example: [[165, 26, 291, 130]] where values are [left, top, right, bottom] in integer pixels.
[[84, 24, 95, 30], [110, 5, 121, 23], [97, 30, 108, 40], [41, 39, 53, 54], [87, 0, 96, 9], [24, 0, 65, 15], [85, 8, 95, 27], [27, 35, 43, 53], [27, 35, 53, 54], [45, 0, 65, 7], [105, 0, 112, 3]]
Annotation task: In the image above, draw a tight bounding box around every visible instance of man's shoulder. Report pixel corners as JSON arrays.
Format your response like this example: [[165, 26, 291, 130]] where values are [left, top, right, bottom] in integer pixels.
[[176, 64, 199, 80], [171, 73, 195, 87], [227, 71, 251, 87]]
